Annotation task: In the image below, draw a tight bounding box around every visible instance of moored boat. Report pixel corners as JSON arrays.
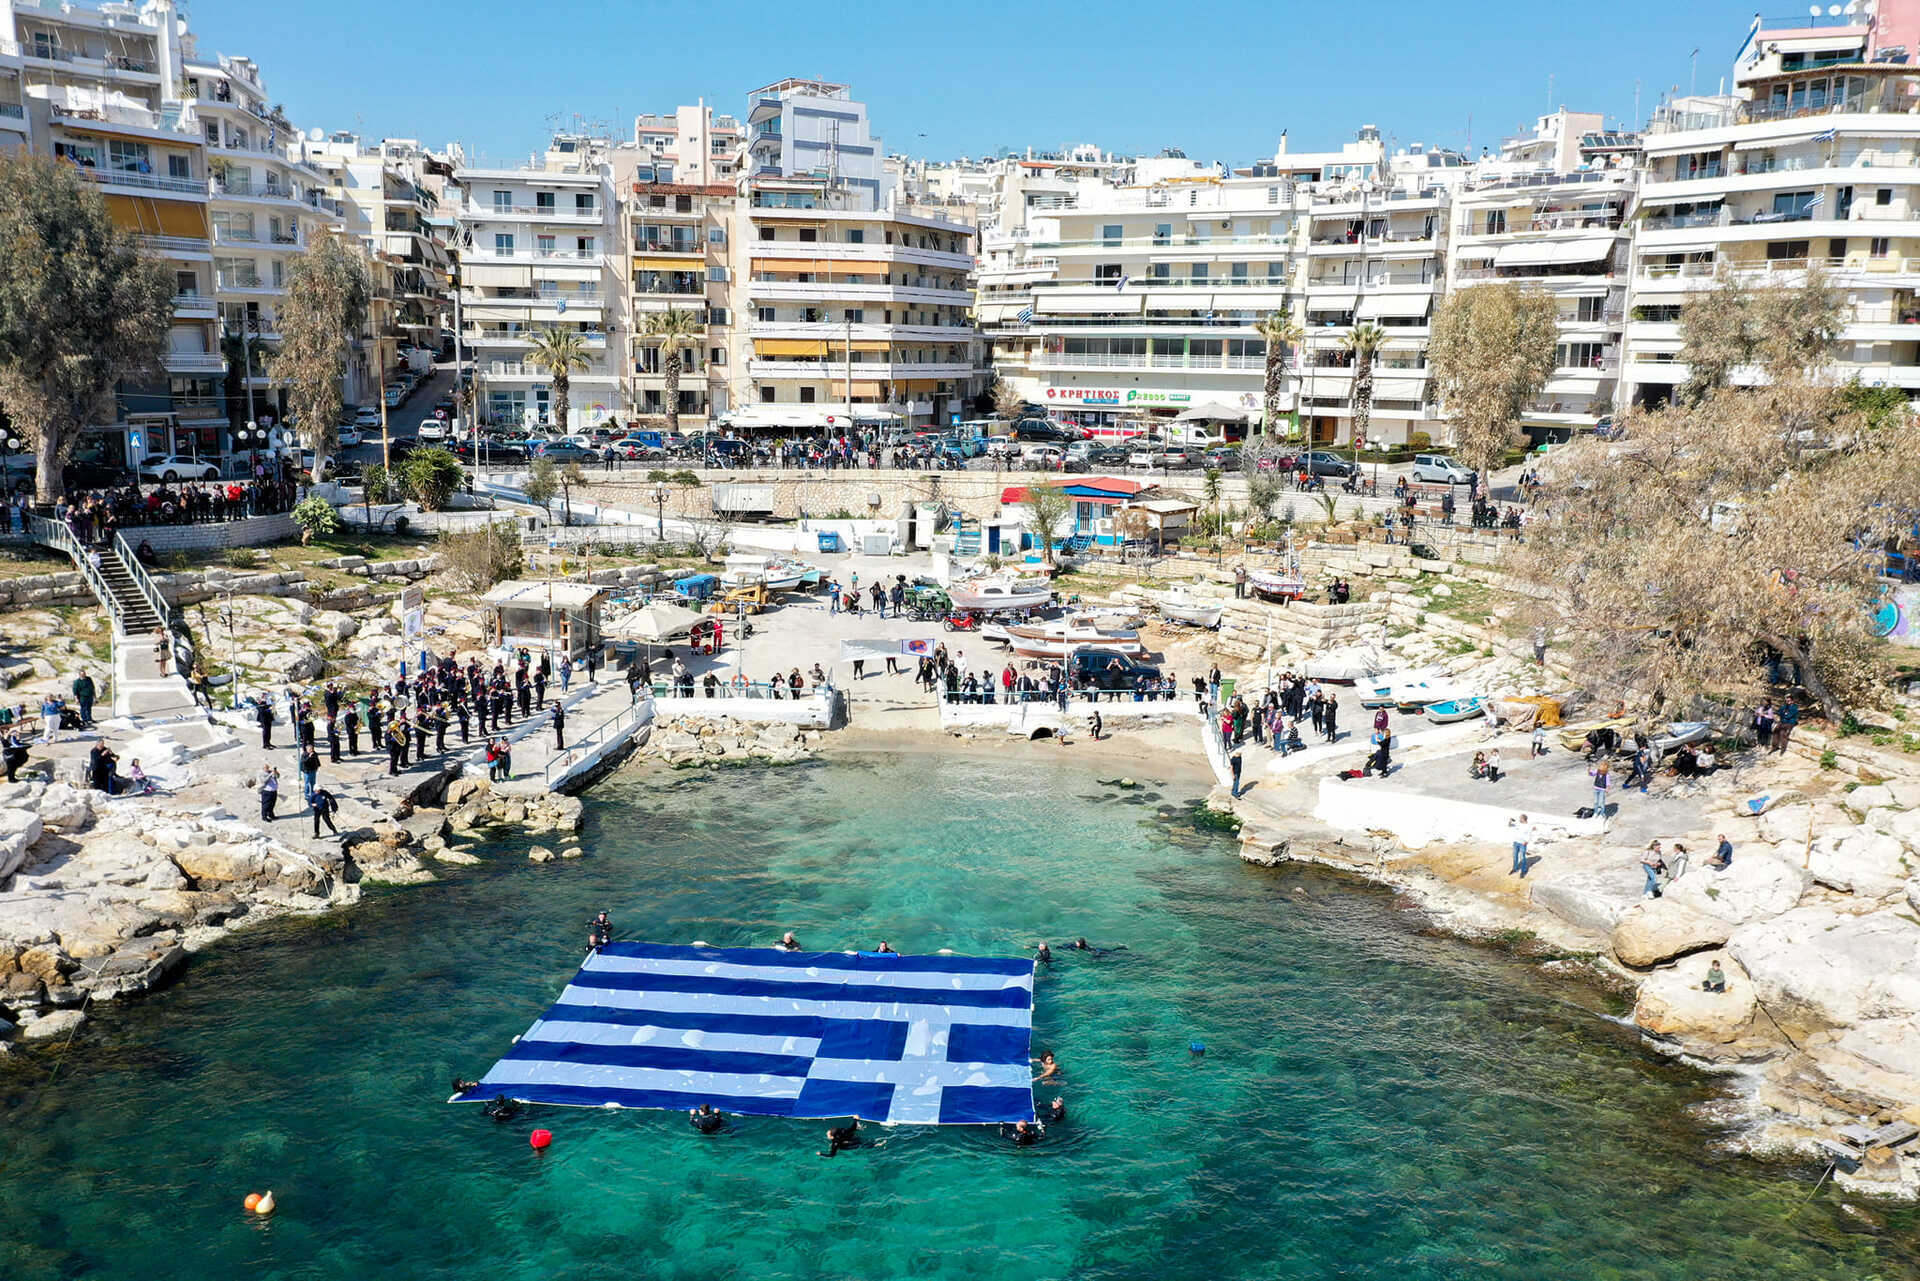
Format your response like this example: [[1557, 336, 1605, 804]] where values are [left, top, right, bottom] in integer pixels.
[[949, 577, 1054, 612], [1153, 587, 1224, 628], [1248, 569, 1307, 603], [1424, 696, 1487, 723], [1006, 622, 1146, 660]]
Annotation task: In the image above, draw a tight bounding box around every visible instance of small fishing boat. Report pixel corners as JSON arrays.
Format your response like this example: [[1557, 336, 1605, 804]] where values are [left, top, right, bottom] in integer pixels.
[[1303, 647, 1387, 685], [1073, 604, 1144, 629], [1248, 569, 1307, 603], [949, 577, 1054, 612], [1650, 721, 1712, 756], [1153, 586, 1223, 629], [1424, 696, 1487, 723], [1006, 622, 1147, 660], [1358, 668, 1445, 708], [720, 554, 811, 592]]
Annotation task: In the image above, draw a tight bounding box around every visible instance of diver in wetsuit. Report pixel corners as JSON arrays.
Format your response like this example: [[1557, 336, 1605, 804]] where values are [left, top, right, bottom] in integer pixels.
[[1035, 942, 1053, 965], [587, 911, 612, 951], [689, 1103, 726, 1134], [1001, 1120, 1041, 1146], [819, 1120, 862, 1157], [451, 1077, 479, 1094], [1069, 938, 1127, 956], [1041, 1098, 1066, 1126], [483, 1095, 523, 1122]]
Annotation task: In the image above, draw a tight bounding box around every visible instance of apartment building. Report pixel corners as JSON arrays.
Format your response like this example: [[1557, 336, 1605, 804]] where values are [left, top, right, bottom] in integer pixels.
[[733, 172, 981, 428], [1624, 8, 1920, 409], [1, 0, 224, 464], [311, 133, 457, 395], [454, 136, 619, 430], [629, 103, 744, 186], [182, 53, 343, 431], [619, 167, 734, 427], [746, 79, 885, 211], [980, 170, 1303, 435], [1444, 111, 1639, 438]]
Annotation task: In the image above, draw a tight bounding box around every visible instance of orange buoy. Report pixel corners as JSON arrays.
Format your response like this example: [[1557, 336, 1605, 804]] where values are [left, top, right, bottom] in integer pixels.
[[254, 1190, 276, 1216], [529, 1128, 552, 1151], [243, 1193, 261, 1213]]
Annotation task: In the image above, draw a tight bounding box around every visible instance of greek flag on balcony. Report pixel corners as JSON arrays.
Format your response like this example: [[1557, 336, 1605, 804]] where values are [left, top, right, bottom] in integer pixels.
[[1016, 305, 1034, 325], [1115, 274, 1130, 292], [1804, 193, 1825, 211], [454, 942, 1037, 1125], [1811, 129, 1837, 143]]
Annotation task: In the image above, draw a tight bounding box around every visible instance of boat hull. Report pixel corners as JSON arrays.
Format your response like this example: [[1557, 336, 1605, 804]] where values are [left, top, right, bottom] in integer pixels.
[[1425, 697, 1486, 723]]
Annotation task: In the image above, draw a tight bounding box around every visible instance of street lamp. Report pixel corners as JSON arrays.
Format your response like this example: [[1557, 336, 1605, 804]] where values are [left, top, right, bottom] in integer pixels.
[[652, 483, 667, 541], [0, 434, 20, 499]]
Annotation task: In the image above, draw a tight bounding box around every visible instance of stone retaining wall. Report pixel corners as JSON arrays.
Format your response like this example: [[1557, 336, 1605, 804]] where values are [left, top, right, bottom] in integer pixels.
[[0, 569, 97, 611], [127, 514, 297, 552]]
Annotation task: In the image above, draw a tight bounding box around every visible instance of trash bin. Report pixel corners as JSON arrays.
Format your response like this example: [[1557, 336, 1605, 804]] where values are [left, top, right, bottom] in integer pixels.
[[1219, 678, 1236, 701], [817, 531, 842, 553]]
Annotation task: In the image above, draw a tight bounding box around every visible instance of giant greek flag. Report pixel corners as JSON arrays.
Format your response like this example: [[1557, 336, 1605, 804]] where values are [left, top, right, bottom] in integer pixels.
[[455, 942, 1036, 1125]]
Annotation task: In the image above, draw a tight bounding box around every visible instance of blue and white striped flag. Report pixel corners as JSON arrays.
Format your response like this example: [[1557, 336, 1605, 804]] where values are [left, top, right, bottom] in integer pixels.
[[1804, 193, 1825, 211], [1114, 274, 1130, 291], [1016, 305, 1034, 324], [455, 942, 1037, 1125], [1811, 129, 1837, 143]]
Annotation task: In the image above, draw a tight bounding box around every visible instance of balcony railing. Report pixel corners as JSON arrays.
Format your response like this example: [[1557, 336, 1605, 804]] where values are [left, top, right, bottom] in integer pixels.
[[172, 292, 217, 314], [137, 233, 210, 255], [481, 360, 615, 378], [79, 167, 204, 195], [163, 352, 228, 373], [467, 329, 607, 346], [468, 202, 602, 219], [1030, 352, 1266, 370]]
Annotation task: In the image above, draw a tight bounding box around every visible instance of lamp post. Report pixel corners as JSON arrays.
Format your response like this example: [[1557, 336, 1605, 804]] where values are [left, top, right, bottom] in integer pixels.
[[0, 433, 20, 500], [652, 483, 667, 541]]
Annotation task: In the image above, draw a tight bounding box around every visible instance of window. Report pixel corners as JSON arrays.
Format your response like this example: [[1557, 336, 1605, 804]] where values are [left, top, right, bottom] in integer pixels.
[[760, 386, 776, 403], [757, 307, 776, 323], [1575, 296, 1605, 323], [1149, 262, 1171, 281], [492, 190, 511, 211], [1101, 224, 1122, 246], [1829, 237, 1849, 260], [1231, 262, 1248, 281], [759, 226, 776, 240], [1153, 223, 1172, 245], [1836, 186, 1854, 220], [271, 260, 284, 288], [536, 234, 556, 254], [1872, 237, 1891, 258], [577, 236, 594, 255], [799, 386, 816, 403], [1484, 210, 1506, 235], [203, 123, 219, 146], [1878, 188, 1894, 206], [1267, 261, 1285, 283], [168, 154, 192, 180], [847, 228, 864, 244], [574, 193, 592, 212], [1772, 191, 1817, 219], [495, 233, 515, 253], [1556, 341, 1605, 369], [798, 227, 817, 242], [1094, 264, 1122, 282], [709, 307, 729, 326], [708, 264, 729, 283], [709, 226, 727, 244], [1191, 263, 1208, 282], [710, 347, 726, 366], [535, 192, 555, 212], [1766, 239, 1810, 261], [844, 308, 863, 323], [674, 194, 691, 212]]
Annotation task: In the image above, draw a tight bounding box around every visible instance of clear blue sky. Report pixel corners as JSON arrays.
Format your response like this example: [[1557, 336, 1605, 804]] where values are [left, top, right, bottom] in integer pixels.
[[186, 0, 1763, 166]]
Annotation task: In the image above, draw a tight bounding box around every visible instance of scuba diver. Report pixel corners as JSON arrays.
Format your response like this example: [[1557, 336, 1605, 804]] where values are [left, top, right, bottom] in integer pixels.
[[1041, 1097, 1066, 1126], [1000, 1120, 1041, 1146], [483, 1095, 524, 1122], [689, 1103, 726, 1135], [1068, 937, 1127, 957], [587, 911, 613, 952], [1035, 942, 1053, 966]]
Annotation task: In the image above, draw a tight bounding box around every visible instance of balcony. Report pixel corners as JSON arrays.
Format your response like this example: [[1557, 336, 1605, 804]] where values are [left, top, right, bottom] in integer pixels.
[[464, 247, 600, 264], [215, 273, 274, 292], [465, 202, 603, 221], [172, 293, 217, 318], [137, 233, 211, 257], [163, 352, 228, 374], [480, 360, 617, 380], [77, 166, 205, 196], [1030, 352, 1266, 371], [466, 328, 606, 347], [747, 359, 977, 380]]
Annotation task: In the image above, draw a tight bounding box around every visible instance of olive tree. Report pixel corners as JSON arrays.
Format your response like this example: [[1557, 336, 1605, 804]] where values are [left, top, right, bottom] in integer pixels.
[[0, 153, 173, 501]]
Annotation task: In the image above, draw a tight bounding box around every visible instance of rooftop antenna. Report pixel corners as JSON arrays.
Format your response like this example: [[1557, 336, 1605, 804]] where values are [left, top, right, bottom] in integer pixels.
[[1689, 46, 1701, 98]]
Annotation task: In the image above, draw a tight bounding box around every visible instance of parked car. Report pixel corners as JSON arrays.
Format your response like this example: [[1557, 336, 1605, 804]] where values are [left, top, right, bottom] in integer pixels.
[[536, 443, 605, 466], [1012, 421, 1078, 445], [1068, 647, 1162, 688], [138, 454, 220, 483], [1087, 444, 1133, 467], [64, 460, 135, 491], [337, 425, 363, 448], [416, 418, 449, 442], [1302, 450, 1357, 478], [1021, 444, 1065, 470], [1410, 453, 1474, 485], [1202, 446, 1242, 471], [383, 386, 405, 409]]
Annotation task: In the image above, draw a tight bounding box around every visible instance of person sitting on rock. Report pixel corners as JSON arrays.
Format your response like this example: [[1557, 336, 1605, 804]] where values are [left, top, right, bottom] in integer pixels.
[[1708, 835, 1733, 871], [1702, 960, 1727, 993]]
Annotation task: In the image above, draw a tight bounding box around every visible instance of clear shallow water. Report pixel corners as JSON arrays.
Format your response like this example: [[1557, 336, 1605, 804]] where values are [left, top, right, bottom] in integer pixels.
[[1, 754, 1915, 1280]]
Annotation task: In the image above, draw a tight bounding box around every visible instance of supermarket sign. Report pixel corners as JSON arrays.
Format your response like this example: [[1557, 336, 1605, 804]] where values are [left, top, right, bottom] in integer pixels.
[[1043, 387, 1194, 407]]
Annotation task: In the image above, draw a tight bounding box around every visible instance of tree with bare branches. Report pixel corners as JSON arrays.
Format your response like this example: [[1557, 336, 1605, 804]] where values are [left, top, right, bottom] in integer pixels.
[[1428, 283, 1558, 479]]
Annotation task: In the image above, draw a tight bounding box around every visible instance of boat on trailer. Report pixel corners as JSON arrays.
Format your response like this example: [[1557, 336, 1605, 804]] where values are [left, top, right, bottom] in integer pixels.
[[1153, 586, 1224, 628], [949, 577, 1054, 612]]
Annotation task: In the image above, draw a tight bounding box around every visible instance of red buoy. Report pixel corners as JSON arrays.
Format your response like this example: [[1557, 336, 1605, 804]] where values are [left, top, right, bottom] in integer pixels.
[[529, 1128, 552, 1150]]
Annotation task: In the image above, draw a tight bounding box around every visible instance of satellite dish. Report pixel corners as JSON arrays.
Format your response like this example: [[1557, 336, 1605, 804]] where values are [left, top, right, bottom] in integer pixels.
[[309, 127, 322, 141], [1809, 3, 1822, 12], [1828, 3, 1842, 13]]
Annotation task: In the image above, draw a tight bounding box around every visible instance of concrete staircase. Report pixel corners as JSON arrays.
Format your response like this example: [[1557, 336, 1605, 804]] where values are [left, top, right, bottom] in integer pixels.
[[95, 542, 164, 636]]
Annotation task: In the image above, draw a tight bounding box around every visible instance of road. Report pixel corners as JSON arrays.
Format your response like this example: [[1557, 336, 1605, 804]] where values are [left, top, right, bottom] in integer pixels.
[[338, 361, 461, 469]]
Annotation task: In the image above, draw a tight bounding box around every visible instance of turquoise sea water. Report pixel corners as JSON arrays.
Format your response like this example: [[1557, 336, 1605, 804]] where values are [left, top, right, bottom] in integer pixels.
[[2, 753, 1916, 1280]]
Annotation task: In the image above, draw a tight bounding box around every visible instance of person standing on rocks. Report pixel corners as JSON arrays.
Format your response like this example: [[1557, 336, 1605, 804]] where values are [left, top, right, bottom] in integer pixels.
[[311, 785, 339, 838], [71, 671, 96, 726], [298, 744, 320, 809], [259, 765, 280, 821], [1509, 813, 1532, 876], [1640, 841, 1666, 899], [256, 697, 275, 750], [3, 727, 27, 783], [1589, 760, 1613, 827], [1323, 692, 1339, 744], [552, 704, 566, 751]]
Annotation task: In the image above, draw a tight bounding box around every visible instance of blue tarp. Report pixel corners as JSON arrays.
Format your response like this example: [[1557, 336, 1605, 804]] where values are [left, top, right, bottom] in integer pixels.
[[674, 573, 718, 600], [454, 942, 1037, 1125]]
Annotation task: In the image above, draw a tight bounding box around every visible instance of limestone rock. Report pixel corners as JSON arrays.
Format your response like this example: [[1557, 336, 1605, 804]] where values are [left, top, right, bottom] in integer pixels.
[[1885, 779, 1920, 810], [1845, 784, 1895, 816], [309, 609, 359, 644], [550, 796, 585, 832], [36, 784, 95, 833], [21, 1008, 86, 1040], [444, 775, 488, 807], [1612, 900, 1734, 968], [87, 941, 186, 999], [0, 806, 45, 879], [1727, 905, 1920, 1037], [1527, 846, 1649, 937], [17, 944, 72, 985], [56, 901, 163, 958], [1757, 801, 1850, 846], [559, 846, 584, 860], [142, 859, 189, 891], [1665, 852, 1807, 925], [528, 845, 555, 863], [434, 848, 481, 866], [1806, 829, 1912, 899], [1633, 953, 1756, 1045]]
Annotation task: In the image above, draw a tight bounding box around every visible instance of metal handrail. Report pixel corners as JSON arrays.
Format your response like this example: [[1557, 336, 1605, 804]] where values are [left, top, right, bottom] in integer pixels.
[[114, 530, 176, 630], [26, 515, 119, 623], [542, 695, 654, 784]]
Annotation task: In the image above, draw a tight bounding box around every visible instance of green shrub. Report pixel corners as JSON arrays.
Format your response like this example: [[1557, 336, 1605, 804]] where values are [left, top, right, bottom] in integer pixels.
[[222, 546, 259, 569], [1408, 431, 1432, 450], [400, 447, 466, 512], [291, 494, 340, 540]]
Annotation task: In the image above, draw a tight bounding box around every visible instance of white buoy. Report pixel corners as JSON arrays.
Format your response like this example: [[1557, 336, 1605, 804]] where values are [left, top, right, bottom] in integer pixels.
[[254, 1190, 276, 1216], [692, 940, 709, 947]]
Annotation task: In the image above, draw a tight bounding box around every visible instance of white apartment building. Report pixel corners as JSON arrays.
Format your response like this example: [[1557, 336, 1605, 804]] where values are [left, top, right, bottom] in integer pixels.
[[311, 133, 457, 394], [184, 53, 344, 424], [733, 173, 981, 428], [455, 137, 620, 430], [746, 79, 885, 211], [1444, 111, 1639, 439], [619, 166, 735, 427], [630, 103, 744, 187], [1624, 8, 1920, 410]]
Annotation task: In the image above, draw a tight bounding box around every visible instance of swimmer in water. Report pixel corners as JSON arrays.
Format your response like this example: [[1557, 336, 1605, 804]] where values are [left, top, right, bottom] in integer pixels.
[[587, 910, 612, 951], [1035, 942, 1053, 965], [1035, 1051, 1060, 1081], [779, 931, 802, 952], [1069, 937, 1127, 956], [1001, 1120, 1040, 1146], [873, 941, 897, 954], [819, 1120, 862, 1157], [451, 1077, 479, 1094], [1042, 1097, 1066, 1125], [689, 1103, 725, 1134], [483, 1094, 523, 1122]]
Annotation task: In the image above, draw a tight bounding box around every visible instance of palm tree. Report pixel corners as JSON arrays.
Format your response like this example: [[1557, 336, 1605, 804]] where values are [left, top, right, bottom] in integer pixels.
[[1343, 322, 1386, 469], [526, 327, 591, 433], [640, 309, 703, 433], [1255, 307, 1302, 439]]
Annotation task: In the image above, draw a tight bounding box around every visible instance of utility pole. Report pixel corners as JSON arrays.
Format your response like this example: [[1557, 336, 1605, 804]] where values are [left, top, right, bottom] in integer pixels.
[[845, 314, 854, 425]]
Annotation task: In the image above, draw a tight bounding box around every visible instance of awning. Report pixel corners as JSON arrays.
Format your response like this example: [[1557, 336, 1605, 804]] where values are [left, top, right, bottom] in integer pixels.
[[753, 258, 881, 276], [1305, 291, 1358, 310], [104, 194, 209, 238], [1174, 402, 1244, 421], [606, 601, 703, 642], [1357, 295, 1431, 319], [465, 264, 535, 289], [1494, 241, 1559, 267], [1453, 246, 1497, 262], [1552, 234, 1616, 265]]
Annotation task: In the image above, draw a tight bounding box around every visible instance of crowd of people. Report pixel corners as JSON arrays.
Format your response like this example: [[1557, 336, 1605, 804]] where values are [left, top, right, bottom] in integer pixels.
[[32, 462, 302, 547]]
